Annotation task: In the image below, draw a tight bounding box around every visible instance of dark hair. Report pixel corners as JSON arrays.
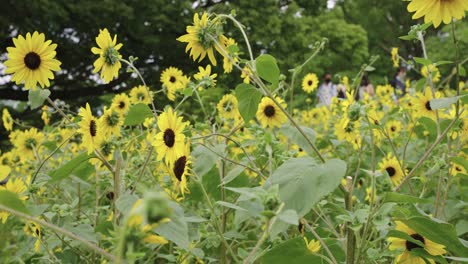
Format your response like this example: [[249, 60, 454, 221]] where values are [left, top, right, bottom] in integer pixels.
[[395, 67, 406, 76], [361, 74, 370, 87]]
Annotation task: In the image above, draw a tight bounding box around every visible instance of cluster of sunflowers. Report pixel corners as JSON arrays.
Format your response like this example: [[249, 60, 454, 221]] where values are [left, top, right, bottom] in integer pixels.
[[1, 0, 468, 263]]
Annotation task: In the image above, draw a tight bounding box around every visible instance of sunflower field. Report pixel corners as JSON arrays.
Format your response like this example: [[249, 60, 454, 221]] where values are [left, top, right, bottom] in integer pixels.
[[0, 0, 468, 263]]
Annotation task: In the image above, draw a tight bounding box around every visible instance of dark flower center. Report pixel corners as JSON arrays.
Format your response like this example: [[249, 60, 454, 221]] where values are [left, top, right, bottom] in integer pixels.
[[24, 52, 41, 70], [101, 142, 113, 156], [406, 233, 425, 251], [308, 80, 313, 86], [386, 167, 396, 177], [173, 156, 187, 181], [425, 101, 432, 111], [455, 166, 462, 172], [163, 129, 175, 147], [25, 138, 37, 150], [138, 93, 146, 101], [264, 105, 275, 117], [89, 120, 97, 137], [106, 111, 120, 127], [169, 76, 176, 83], [118, 101, 126, 109], [391, 126, 396, 132]]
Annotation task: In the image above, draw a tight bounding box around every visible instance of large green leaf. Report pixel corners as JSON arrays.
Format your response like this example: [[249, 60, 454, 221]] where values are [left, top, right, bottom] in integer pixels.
[[382, 192, 431, 204], [50, 152, 95, 182], [401, 217, 468, 257], [154, 201, 190, 250], [235, 83, 262, 122], [430, 95, 467, 110], [256, 54, 280, 85], [192, 144, 224, 179], [259, 236, 344, 264], [124, 103, 153, 126], [0, 190, 29, 214], [29, 89, 51, 110], [264, 157, 346, 217], [280, 125, 316, 155]]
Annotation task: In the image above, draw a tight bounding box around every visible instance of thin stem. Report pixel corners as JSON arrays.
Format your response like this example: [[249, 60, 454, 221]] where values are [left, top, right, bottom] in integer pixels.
[[394, 113, 461, 191], [130, 146, 154, 194], [302, 220, 338, 264], [195, 174, 240, 262], [0, 204, 117, 262], [243, 203, 285, 264], [46, 97, 73, 124], [121, 59, 158, 121], [217, 14, 255, 64]]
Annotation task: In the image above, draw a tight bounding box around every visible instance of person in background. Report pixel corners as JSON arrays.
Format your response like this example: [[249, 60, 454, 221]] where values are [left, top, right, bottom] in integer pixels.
[[317, 73, 337, 106], [356, 74, 374, 101], [390, 67, 407, 98]]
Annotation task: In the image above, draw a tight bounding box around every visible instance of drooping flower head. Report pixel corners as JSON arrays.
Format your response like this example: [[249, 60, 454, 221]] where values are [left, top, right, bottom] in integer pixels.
[[4, 31, 61, 90], [407, 0, 468, 28], [100, 107, 123, 137], [2, 109, 13, 131], [177, 12, 228, 66], [194, 64, 217, 87], [12, 128, 45, 161], [388, 221, 446, 263], [91, 28, 123, 83], [129, 85, 152, 105], [78, 103, 103, 154], [168, 142, 191, 195], [217, 94, 240, 120]]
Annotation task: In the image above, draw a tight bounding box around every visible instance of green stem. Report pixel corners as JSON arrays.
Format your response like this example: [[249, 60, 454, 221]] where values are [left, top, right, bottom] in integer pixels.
[[0, 204, 117, 262], [302, 219, 338, 264]]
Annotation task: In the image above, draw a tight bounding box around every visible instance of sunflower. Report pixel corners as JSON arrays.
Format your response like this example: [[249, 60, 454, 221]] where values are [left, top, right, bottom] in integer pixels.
[[302, 73, 319, 94], [335, 117, 361, 143], [168, 142, 191, 195], [391, 47, 399, 68], [222, 37, 239, 73], [303, 237, 321, 254], [385, 120, 403, 138], [4, 32, 61, 90], [378, 153, 404, 186], [407, 0, 468, 28], [78, 103, 103, 154], [450, 162, 466, 176], [129, 85, 152, 105], [388, 221, 446, 263], [23, 221, 42, 252], [151, 108, 186, 164], [217, 94, 240, 120], [2, 109, 13, 131], [177, 12, 228, 66], [41, 106, 50, 126], [414, 89, 440, 121], [91, 28, 123, 83], [421, 64, 441, 83], [12, 128, 45, 160], [194, 65, 217, 87], [241, 66, 253, 84], [256, 96, 288, 128], [0, 177, 28, 223], [111, 93, 131, 116], [160, 67, 187, 101], [100, 107, 123, 137]]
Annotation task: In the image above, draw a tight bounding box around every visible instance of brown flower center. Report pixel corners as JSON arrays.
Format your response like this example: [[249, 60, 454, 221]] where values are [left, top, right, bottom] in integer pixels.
[[89, 120, 97, 137], [386, 167, 396, 177], [24, 52, 41, 70], [405, 233, 425, 251], [425, 101, 432, 111], [173, 156, 187, 181], [163, 129, 175, 147], [118, 101, 126, 109], [169, 76, 176, 83], [264, 105, 275, 117], [308, 80, 313, 86]]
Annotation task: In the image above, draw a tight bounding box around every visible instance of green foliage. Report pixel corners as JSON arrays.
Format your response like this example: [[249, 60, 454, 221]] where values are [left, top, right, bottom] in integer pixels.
[[124, 103, 153, 126], [235, 83, 262, 122]]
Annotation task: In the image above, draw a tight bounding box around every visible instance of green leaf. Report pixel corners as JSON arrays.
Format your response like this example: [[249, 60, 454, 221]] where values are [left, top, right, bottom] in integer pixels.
[[216, 201, 247, 212], [260, 237, 344, 264], [154, 201, 190, 250], [29, 89, 51, 110], [50, 152, 95, 182], [235, 83, 262, 122], [413, 57, 432, 66], [280, 125, 316, 155], [220, 164, 245, 186], [277, 209, 299, 225], [115, 192, 139, 216], [434, 61, 452, 67], [192, 144, 223, 178], [401, 217, 468, 257], [124, 103, 153, 126], [264, 157, 346, 217], [0, 190, 29, 214], [256, 54, 280, 85], [399, 35, 416, 41], [382, 192, 431, 204], [364, 65, 375, 72], [430, 95, 467, 110], [182, 87, 193, 97]]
